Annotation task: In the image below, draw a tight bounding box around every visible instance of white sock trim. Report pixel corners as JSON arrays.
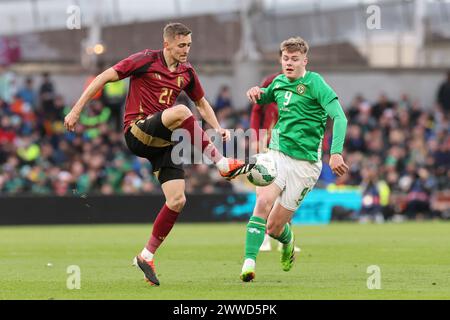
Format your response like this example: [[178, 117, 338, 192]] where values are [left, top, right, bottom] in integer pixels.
[[242, 258, 256, 272], [141, 247, 154, 261], [216, 157, 229, 172]]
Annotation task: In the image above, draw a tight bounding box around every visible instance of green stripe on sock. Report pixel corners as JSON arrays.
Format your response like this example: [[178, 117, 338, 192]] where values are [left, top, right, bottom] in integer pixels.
[[244, 216, 267, 261], [272, 223, 292, 244]]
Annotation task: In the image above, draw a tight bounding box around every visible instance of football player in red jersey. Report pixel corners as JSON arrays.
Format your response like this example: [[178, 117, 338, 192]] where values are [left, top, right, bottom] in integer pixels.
[[250, 72, 280, 155], [250, 69, 300, 254], [64, 23, 253, 286]]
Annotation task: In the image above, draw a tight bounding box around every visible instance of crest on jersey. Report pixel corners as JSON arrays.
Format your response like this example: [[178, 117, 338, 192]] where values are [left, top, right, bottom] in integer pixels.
[[297, 84, 306, 95], [177, 76, 184, 88]]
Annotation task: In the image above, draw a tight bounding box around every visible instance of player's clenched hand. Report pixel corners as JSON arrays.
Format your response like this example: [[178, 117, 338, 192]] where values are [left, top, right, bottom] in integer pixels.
[[329, 153, 349, 177], [64, 109, 80, 132], [217, 128, 231, 141], [246, 86, 264, 104]]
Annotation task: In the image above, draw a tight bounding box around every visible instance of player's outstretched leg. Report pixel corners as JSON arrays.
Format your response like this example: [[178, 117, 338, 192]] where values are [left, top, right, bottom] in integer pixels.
[[162, 105, 254, 180], [134, 178, 185, 286], [178, 114, 254, 179], [240, 216, 267, 282]]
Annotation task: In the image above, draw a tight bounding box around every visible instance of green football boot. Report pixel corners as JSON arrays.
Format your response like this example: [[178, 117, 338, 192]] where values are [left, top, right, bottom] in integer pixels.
[[280, 231, 296, 271], [240, 268, 255, 282]]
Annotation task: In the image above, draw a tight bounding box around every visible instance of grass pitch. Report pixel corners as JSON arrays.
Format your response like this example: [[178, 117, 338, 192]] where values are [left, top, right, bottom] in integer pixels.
[[0, 222, 449, 300]]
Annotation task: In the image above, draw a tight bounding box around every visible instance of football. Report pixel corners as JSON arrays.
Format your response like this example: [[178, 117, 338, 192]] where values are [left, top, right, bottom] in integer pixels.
[[246, 153, 277, 187]]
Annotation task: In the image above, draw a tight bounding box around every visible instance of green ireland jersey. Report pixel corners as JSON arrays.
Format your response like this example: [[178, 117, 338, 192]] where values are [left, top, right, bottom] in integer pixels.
[[258, 71, 339, 162]]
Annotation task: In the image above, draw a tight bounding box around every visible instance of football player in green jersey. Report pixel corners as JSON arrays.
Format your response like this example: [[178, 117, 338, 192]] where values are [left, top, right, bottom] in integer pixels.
[[240, 37, 349, 282]]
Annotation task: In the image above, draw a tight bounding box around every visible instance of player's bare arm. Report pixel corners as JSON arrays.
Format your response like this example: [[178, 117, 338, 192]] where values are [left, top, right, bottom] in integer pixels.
[[194, 97, 230, 141], [64, 67, 119, 132]]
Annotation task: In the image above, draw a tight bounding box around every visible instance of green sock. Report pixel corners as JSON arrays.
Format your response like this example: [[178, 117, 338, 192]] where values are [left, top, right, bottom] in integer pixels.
[[272, 223, 292, 244], [244, 216, 267, 261]]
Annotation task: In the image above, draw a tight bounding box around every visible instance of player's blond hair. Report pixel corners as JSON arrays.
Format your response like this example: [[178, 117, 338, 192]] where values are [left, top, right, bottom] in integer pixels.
[[280, 37, 309, 55], [163, 22, 192, 39]]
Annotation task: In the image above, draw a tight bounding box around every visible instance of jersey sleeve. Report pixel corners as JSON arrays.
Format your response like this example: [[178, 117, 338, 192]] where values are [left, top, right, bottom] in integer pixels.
[[314, 74, 338, 107], [112, 50, 154, 80], [323, 98, 348, 154], [184, 68, 205, 102]]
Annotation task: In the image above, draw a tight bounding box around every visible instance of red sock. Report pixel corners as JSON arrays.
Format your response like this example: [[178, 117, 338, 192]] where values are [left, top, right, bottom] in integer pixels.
[[146, 204, 180, 254], [179, 115, 223, 163]]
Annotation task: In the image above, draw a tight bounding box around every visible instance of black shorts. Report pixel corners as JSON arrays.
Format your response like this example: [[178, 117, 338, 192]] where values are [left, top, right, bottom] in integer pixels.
[[124, 112, 184, 184]]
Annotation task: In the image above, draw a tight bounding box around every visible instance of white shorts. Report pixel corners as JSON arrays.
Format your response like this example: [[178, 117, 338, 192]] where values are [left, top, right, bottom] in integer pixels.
[[268, 149, 322, 211]]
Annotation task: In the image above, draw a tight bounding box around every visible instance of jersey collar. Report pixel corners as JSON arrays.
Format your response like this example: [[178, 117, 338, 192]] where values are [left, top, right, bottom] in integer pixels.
[[159, 50, 185, 74], [283, 70, 310, 83]]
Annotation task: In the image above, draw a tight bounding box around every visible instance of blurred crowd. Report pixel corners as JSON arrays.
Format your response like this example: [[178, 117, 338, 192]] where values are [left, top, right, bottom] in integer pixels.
[[0, 71, 449, 220], [0, 72, 251, 197], [327, 91, 449, 221]]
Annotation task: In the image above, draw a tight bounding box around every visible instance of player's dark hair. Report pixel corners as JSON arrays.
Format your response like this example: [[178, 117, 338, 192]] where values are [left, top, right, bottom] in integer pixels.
[[163, 22, 192, 39], [280, 37, 309, 55]]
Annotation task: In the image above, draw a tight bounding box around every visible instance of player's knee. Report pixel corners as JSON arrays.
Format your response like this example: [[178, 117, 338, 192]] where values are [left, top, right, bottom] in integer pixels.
[[174, 104, 192, 121], [162, 105, 193, 130], [167, 193, 186, 212]]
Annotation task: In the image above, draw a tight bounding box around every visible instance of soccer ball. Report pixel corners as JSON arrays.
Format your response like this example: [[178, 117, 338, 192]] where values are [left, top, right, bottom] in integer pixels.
[[247, 153, 277, 187]]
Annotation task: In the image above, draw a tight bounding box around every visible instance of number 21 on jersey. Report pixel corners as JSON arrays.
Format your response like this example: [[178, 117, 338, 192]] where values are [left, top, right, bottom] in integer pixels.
[[159, 88, 173, 105]]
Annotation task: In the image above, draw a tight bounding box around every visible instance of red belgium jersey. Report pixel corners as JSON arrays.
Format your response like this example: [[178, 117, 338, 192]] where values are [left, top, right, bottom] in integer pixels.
[[249, 72, 281, 146], [113, 49, 205, 132]]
